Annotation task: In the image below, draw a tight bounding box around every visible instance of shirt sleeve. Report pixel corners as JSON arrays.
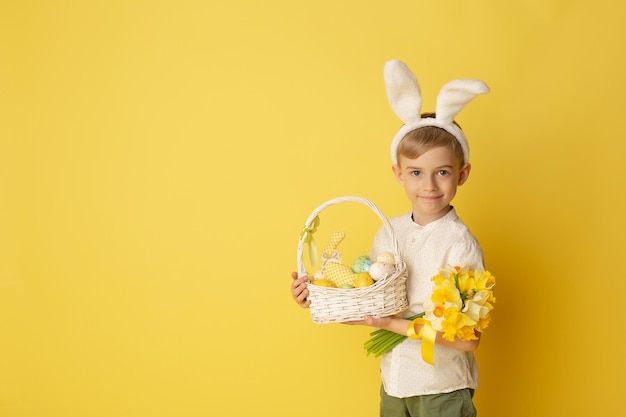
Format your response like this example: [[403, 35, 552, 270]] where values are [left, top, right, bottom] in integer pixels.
[[369, 224, 394, 262], [446, 236, 485, 271]]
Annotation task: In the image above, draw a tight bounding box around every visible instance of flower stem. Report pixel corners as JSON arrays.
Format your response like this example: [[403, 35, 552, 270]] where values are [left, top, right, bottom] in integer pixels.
[[363, 313, 425, 357]]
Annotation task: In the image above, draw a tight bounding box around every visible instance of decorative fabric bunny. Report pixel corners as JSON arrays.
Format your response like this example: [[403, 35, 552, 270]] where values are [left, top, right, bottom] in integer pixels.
[[319, 231, 359, 288]]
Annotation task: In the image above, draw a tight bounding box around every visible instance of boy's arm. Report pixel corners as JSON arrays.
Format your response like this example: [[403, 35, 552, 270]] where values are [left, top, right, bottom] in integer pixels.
[[350, 315, 480, 352]]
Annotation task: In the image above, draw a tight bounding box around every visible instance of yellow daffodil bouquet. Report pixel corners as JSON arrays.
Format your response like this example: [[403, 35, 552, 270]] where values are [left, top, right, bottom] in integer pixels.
[[364, 266, 496, 364]]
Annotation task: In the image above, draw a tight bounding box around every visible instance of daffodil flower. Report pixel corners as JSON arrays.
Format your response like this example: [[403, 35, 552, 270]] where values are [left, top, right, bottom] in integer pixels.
[[425, 266, 496, 342], [364, 266, 495, 357]]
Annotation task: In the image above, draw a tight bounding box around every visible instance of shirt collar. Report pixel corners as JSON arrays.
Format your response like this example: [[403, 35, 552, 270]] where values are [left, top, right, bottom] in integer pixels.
[[410, 206, 457, 229]]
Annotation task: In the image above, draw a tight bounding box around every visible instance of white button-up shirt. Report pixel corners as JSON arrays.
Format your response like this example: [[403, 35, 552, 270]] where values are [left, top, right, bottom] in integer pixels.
[[370, 208, 484, 397]]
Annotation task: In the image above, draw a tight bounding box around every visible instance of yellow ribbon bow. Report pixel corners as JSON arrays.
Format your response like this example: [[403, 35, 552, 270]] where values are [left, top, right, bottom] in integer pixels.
[[406, 317, 437, 365], [300, 216, 320, 267]]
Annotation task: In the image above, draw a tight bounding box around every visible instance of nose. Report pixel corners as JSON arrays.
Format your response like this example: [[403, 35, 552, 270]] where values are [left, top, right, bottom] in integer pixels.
[[423, 175, 438, 191]]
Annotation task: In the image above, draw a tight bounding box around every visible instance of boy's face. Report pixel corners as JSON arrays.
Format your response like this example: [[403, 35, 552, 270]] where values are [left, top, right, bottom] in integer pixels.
[[392, 146, 471, 226]]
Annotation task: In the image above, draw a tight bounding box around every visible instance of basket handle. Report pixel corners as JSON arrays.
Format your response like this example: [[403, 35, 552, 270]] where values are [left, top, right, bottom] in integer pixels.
[[297, 196, 399, 278]]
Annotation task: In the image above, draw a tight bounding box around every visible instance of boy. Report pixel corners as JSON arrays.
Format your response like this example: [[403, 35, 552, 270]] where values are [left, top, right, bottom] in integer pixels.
[[291, 59, 489, 417]]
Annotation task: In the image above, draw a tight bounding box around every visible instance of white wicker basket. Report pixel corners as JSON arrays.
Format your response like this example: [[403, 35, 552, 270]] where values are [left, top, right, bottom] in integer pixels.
[[297, 196, 408, 324]]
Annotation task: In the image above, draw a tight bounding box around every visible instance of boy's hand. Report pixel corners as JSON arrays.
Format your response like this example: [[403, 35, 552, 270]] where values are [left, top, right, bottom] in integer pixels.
[[343, 315, 394, 328], [344, 315, 411, 339], [291, 272, 311, 308]]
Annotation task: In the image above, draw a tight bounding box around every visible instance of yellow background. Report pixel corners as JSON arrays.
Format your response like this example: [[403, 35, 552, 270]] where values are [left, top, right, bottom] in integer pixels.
[[1, 1, 625, 416]]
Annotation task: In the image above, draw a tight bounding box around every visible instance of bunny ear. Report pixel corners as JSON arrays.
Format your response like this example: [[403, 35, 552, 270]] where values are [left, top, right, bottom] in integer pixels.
[[384, 60, 422, 124], [384, 60, 490, 165], [435, 79, 490, 124]]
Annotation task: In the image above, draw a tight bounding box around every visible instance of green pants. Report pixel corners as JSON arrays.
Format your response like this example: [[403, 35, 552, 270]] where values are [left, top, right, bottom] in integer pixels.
[[380, 385, 477, 417]]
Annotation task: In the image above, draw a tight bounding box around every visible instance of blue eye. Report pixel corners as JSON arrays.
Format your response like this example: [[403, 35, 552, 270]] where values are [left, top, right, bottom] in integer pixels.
[[438, 170, 450, 176], [411, 170, 421, 176]]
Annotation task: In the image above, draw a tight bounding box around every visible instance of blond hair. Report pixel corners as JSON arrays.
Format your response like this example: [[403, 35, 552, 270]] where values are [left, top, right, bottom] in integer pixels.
[[396, 113, 464, 167]]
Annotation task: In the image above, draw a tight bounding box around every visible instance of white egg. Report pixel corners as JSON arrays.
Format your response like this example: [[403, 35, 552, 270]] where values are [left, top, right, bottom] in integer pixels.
[[368, 262, 396, 281], [376, 252, 396, 264]]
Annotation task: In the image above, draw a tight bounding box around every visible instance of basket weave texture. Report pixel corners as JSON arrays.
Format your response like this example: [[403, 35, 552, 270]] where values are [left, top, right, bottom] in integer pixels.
[[297, 196, 408, 324]]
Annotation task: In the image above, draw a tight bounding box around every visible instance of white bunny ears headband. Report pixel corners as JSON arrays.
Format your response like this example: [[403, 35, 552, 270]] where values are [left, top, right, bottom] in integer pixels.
[[384, 59, 490, 165]]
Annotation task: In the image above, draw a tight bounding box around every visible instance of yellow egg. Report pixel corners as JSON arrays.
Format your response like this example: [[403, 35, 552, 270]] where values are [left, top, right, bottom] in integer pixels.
[[312, 279, 336, 287], [376, 251, 396, 264], [353, 272, 374, 288]]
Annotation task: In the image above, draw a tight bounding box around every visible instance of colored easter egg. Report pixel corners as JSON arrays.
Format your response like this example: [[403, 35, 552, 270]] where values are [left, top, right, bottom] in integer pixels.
[[376, 251, 396, 264], [351, 255, 372, 273]]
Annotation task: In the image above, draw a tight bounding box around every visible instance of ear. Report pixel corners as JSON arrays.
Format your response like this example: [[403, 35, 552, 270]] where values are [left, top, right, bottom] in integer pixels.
[[391, 164, 405, 186], [458, 163, 471, 186]]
